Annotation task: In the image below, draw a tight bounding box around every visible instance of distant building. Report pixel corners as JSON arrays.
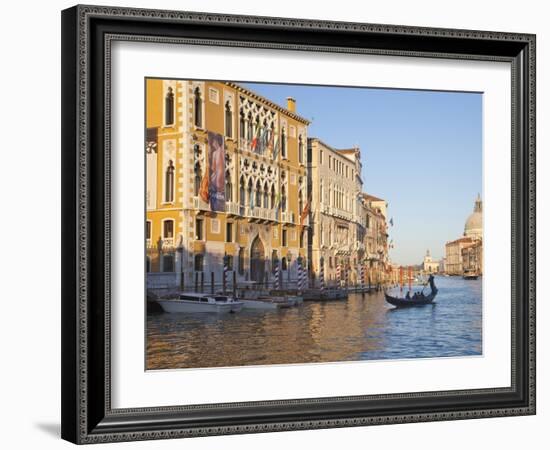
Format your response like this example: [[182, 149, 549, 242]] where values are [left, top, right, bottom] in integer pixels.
[[462, 240, 483, 276], [423, 249, 440, 274], [307, 138, 390, 286], [445, 237, 474, 275], [464, 194, 483, 240], [444, 195, 483, 276], [307, 138, 363, 285], [361, 193, 390, 285]]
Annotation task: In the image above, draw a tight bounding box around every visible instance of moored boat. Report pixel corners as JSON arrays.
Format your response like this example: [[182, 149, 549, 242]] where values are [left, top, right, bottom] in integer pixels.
[[241, 297, 294, 310], [463, 270, 479, 280], [302, 288, 348, 301], [384, 275, 438, 308], [157, 293, 243, 313]]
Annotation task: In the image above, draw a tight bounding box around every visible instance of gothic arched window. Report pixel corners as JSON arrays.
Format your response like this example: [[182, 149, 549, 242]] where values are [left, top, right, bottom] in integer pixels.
[[165, 87, 174, 126], [239, 109, 245, 139], [247, 113, 253, 141], [225, 170, 232, 202], [194, 162, 201, 196], [225, 101, 233, 138], [239, 176, 246, 206], [298, 135, 304, 164], [247, 179, 253, 207], [281, 185, 287, 212], [194, 87, 202, 127], [281, 127, 287, 158], [270, 185, 276, 209], [255, 180, 262, 208], [165, 160, 174, 203], [263, 182, 269, 208]]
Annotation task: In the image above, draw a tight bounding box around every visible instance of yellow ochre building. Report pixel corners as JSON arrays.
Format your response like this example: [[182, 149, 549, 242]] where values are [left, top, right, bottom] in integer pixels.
[[146, 79, 310, 290]]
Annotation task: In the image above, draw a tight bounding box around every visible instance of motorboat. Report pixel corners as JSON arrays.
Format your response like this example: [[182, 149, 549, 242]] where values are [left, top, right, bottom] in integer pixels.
[[241, 297, 295, 310], [157, 293, 243, 313], [237, 288, 301, 310]]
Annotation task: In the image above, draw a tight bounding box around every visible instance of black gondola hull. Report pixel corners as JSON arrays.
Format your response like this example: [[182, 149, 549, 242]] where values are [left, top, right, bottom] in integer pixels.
[[384, 294, 435, 307], [384, 288, 438, 308]]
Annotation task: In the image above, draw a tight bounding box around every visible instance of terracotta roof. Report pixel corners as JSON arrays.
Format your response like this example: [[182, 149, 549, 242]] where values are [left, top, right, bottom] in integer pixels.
[[362, 193, 385, 202], [445, 237, 473, 246]]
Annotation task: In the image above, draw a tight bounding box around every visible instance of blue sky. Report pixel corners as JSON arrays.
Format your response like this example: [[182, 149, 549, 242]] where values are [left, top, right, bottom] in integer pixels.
[[244, 82, 482, 266]]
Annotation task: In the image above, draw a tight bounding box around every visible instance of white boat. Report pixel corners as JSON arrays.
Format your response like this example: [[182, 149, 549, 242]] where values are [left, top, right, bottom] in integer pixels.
[[157, 293, 243, 313], [241, 296, 299, 310], [240, 299, 280, 310]]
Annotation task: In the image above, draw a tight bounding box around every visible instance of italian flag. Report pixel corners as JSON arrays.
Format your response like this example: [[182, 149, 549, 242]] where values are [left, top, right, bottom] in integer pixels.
[[251, 123, 261, 152]]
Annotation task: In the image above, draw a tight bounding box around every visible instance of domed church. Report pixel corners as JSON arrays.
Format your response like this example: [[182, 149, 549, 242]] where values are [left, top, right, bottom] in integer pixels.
[[464, 194, 483, 240], [444, 195, 483, 276]]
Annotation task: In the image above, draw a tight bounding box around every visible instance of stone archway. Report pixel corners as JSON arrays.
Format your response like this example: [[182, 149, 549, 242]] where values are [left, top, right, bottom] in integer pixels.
[[250, 236, 265, 283]]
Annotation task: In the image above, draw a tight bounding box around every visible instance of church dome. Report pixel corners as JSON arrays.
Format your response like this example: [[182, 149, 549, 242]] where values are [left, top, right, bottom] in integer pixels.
[[464, 195, 483, 239]]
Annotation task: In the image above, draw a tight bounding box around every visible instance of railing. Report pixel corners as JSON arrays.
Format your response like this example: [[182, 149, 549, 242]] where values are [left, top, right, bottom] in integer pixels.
[[281, 211, 295, 224], [225, 201, 240, 216], [191, 196, 290, 224], [192, 196, 210, 211], [245, 206, 276, 222]]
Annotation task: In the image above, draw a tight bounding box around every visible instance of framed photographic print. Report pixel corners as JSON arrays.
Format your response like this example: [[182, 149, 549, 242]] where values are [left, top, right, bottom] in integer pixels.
[[61, 4, 536, 444]]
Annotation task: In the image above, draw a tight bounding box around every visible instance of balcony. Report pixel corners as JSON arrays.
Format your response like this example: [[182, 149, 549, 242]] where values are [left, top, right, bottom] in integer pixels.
[[246, 206, 276, 223], [192, 196, 210, 211], [281, 211, 295, 224], [225, 201, 240, 217]]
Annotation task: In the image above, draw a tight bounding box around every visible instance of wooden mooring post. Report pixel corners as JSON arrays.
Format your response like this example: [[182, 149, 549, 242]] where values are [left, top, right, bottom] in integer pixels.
[[210, 271, 214, 294]]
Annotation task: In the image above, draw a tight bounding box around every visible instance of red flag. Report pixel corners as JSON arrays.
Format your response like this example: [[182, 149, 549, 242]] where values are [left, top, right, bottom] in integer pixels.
[[299, 198, 311, 228], [251, 123, 261, 151]]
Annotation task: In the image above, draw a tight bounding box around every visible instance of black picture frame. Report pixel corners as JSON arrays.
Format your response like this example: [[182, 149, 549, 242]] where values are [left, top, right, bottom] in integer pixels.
[[61, 4, 536, 444]]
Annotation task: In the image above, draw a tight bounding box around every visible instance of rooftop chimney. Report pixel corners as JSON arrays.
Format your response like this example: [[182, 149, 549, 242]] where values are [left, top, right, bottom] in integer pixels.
[[287, 97, 296, 113]]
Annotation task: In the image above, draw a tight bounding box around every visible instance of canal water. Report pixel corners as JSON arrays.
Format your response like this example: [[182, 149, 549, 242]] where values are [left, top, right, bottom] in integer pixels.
[[146, 276, 482, 370]]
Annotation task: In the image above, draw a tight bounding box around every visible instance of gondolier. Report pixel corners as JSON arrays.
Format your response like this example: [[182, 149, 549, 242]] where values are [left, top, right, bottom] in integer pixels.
[[385, 274, 438, 308]]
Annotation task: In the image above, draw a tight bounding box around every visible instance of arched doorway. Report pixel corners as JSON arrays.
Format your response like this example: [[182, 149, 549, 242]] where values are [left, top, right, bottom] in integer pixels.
[[250, 236, 265, 283]]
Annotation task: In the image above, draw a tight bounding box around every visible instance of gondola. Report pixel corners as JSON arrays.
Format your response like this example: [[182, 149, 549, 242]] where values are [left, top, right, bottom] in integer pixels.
[[384, 274, 438, 308]]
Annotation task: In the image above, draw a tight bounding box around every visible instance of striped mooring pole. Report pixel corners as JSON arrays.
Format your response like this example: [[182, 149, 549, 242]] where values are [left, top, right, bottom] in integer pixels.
[[359, 264, 365, 292], [223, 254, 229, 294], [336, 263, 341, 287], [296, 257, 303, 293], [274, 260, 280, 289]]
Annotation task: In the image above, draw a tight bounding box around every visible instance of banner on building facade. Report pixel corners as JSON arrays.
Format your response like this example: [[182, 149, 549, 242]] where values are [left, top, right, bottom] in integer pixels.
[[207, 131, 225, 212]]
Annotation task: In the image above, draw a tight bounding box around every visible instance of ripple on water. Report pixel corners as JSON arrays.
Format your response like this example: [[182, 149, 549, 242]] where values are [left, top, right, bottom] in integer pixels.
[[146, 276, 482, 369]]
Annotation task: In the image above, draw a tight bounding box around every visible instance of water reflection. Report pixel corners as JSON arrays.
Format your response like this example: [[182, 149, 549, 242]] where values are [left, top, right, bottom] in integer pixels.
[[146, 276, 482, 370]]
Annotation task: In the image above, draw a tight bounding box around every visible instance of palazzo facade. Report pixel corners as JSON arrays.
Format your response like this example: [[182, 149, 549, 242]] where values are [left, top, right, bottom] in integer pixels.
[[307, 139, 390, 287], [145, 79, 309, 289]]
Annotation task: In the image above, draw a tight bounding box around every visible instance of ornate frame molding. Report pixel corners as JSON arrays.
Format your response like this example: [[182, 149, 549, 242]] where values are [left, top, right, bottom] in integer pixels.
[[61, 4, 536, 444]]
